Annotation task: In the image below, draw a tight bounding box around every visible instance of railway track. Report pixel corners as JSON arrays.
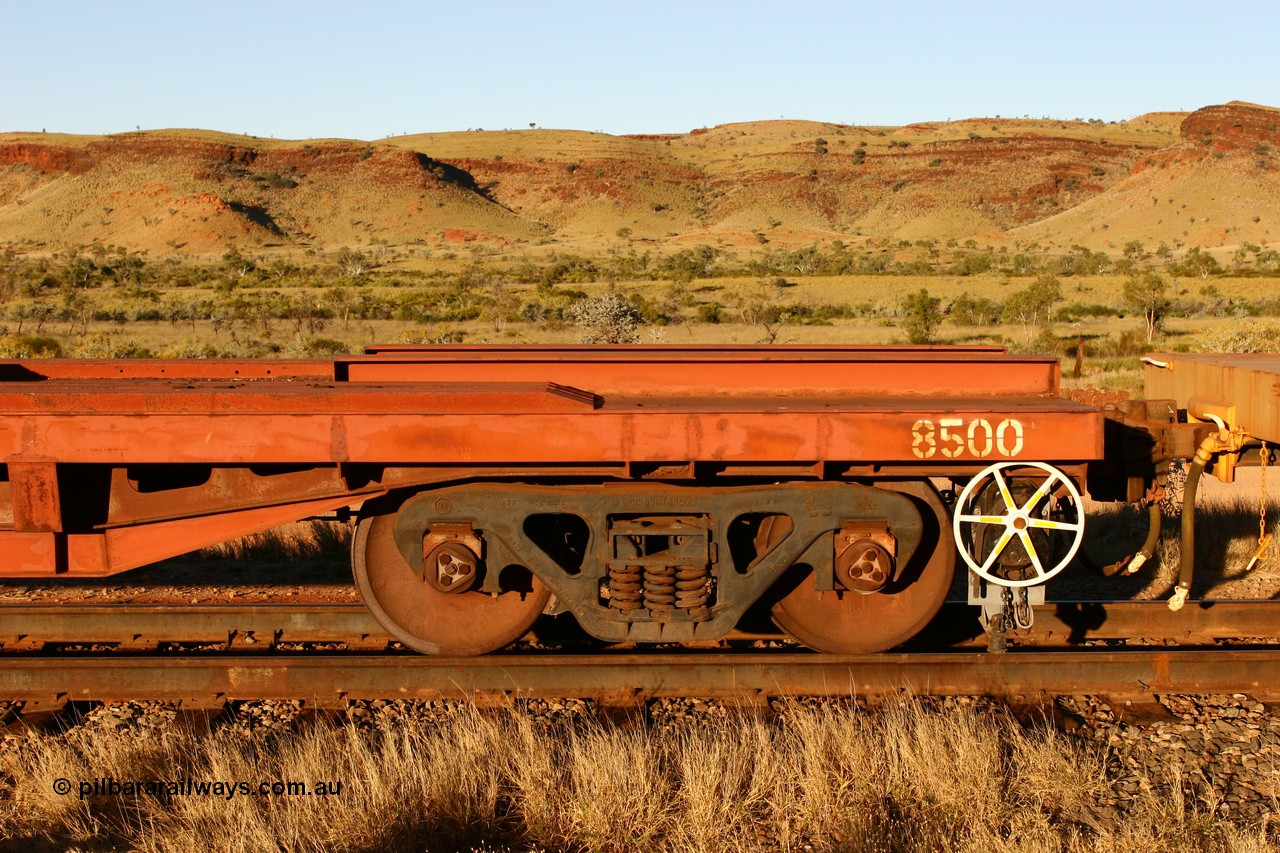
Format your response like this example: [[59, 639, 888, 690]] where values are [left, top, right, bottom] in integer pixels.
[[8, 649, 1280, 707], [2, 600, 1276, 651], [4, 601, 1280, 708]]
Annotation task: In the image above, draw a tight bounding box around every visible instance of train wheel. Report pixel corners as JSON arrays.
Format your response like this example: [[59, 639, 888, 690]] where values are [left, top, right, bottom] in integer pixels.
[[352, 504, 550, 656], [770, 481, 954, 653]]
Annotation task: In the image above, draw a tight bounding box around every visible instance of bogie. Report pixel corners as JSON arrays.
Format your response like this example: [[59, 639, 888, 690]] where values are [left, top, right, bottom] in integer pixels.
[[353, 479, 955, 654]]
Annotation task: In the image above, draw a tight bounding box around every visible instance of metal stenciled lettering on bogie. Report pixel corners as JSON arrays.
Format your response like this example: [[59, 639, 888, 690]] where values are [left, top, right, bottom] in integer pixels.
[[352, 479, 955, 655], [953, 461, 1085, 652]]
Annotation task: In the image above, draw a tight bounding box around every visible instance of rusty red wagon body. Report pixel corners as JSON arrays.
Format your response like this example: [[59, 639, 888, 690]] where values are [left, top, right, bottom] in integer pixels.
[[0, 346, 1156, 655]]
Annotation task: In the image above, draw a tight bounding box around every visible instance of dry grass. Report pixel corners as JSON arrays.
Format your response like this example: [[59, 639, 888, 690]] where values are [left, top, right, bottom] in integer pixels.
[[199, 520, 351, 565], [2, 700, 1276, 852]]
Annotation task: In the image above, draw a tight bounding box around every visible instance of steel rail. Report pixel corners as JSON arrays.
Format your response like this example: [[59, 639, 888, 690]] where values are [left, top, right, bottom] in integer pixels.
[[0, 602, 392, 650], [4, 649, 1280, 707], [1, 600, 1276, 650]]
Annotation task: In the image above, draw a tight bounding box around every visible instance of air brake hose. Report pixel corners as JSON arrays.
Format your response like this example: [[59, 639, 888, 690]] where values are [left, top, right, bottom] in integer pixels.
[[1129, 503, 1163, 575], [1099, 502, 1162, 577], [1169, 432, 1225, 611]]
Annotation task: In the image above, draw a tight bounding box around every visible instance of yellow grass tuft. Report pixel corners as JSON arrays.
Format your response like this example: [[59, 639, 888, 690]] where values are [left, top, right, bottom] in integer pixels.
[[1, 699, 1275, 852]]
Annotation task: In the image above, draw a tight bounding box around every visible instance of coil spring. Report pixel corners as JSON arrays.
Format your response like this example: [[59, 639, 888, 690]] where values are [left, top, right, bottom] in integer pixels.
[[674, 566, 710, 609], [608, 563, 711, 615], [643, 565, 677, 614], [607, 565, 643, 611]]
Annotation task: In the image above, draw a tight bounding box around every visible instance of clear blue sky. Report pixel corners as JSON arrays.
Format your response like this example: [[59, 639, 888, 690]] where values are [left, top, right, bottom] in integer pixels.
[[3, 0, 1277, 140]]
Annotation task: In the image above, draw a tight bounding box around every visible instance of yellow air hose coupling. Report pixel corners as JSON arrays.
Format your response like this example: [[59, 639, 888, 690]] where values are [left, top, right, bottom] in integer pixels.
[[1170, 415, 1237, 612]]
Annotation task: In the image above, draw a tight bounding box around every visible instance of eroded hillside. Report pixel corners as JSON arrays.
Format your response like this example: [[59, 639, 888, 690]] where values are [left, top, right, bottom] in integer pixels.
[[0, 102, 1276, 256]]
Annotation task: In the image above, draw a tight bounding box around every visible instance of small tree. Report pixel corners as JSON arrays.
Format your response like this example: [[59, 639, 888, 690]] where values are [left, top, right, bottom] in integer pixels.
[[333, 247, 371, 277], [901, 288, 942, 344], [485, 281, 520, 333], [327, 285, 358, 330], [1122, 240, 1149, 263], [1176, 246, 1221, 280], [731, 280, 790, 344], [222, 248, 255, 279], [1122, 271, 1172, 343], [1001, 274, 1062, 342], [950, 292, 1001, 326], [572, 293, 641, 344]]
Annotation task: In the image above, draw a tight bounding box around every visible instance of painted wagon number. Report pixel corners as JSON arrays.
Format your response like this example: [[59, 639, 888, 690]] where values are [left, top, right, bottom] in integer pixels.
[[911, 418, 1024, 459]]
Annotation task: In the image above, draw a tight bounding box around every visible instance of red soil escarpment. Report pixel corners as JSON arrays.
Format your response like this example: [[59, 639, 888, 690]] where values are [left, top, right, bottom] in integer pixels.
[[0, 132, 535, 251], [1180, 102, 1280, 152], [1009, 102, 1280, 250], [0, 143, 81, 174]]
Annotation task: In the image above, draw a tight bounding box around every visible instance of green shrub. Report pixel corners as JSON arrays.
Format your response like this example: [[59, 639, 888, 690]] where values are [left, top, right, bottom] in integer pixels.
[[287, 336, 349, 356], [696, 302, 724, 324], [1091, 329, 1150, 358], [901, 288, 941, 344], [950, 293, 1000, 326], [0, 335, 62, 357], [72, 333, 153, 358], [1194, 323, 1280, 353], [1055, 302, 1121, 322]]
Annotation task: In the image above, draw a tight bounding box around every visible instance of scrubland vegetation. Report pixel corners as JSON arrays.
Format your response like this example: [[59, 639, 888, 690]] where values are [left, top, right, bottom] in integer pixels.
[[1, 240, 1279, 382]]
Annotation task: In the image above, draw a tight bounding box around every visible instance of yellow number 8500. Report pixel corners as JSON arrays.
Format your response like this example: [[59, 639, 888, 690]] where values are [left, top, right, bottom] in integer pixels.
[[911, 418, 1023, 459]]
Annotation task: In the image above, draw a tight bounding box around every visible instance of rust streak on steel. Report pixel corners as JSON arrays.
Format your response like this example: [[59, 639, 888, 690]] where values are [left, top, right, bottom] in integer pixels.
[[6, 650, 1280, 705], [1, 601, 1277, 649]]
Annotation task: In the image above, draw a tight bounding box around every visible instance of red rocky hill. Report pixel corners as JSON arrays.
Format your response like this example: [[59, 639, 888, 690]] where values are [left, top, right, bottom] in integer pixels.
[[1, 103, 1276, 256]]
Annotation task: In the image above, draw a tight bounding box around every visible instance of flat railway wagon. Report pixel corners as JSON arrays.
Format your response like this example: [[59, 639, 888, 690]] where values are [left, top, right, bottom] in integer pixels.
[[0, 346, 1203, 656]]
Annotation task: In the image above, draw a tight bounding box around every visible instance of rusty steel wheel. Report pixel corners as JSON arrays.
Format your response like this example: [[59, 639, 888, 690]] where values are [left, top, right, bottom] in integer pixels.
[[352, 506, 550, 656], [769, 481, 955, 654]]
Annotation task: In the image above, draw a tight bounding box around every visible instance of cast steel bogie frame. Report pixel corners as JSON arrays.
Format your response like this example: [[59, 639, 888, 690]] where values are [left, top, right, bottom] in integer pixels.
[[390, 480, 927, 643]]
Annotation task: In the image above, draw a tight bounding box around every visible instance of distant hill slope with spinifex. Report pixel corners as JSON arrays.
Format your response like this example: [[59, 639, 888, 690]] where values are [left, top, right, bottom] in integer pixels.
[[1011, 102, 1280, 251], [1, 102, 1277, 256]]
